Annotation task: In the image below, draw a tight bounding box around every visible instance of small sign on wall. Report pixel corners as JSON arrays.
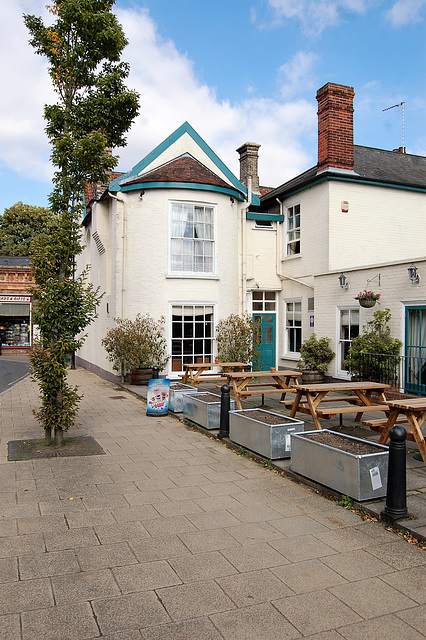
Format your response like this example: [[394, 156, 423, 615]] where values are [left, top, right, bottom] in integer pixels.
[[310, 315, 314, 327]]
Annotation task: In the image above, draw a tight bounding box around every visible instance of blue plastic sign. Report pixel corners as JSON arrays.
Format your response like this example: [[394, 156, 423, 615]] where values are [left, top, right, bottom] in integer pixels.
[[146, 379, 170, 416]]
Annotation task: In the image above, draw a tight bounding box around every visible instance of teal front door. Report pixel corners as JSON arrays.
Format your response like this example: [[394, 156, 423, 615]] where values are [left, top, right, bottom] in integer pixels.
[[405, 307, 426, 395], [253, 313, 276, 370]]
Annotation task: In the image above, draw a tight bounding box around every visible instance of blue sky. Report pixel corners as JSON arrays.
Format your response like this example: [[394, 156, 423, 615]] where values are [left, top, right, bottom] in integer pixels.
[[1, 0, 425, 214]]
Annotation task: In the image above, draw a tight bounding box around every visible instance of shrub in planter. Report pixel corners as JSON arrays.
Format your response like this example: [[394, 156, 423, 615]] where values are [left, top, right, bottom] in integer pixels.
[[216, 313, 261, 368], [102, 314, 170, 380], [298, 334, 335, 381]]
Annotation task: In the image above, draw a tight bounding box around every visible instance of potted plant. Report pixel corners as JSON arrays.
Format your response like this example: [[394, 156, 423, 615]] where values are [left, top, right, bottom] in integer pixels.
[[354, 289, 381, 308], [216, 313, 261, 369], [298, 334, 335, 383], [102, 314, 170, 384]]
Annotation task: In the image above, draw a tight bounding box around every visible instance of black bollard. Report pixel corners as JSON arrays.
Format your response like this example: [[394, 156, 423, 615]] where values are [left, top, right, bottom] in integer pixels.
[[152, 366, 159, 379], [381, 425, 408, 522], [219, 384, 231, 440]]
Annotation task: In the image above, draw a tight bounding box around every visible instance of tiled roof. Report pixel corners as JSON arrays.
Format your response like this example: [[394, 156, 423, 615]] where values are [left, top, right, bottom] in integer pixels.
[[259, 146, 426, 208], [0, 256, 31, 267], [122, 155, 232, 190]]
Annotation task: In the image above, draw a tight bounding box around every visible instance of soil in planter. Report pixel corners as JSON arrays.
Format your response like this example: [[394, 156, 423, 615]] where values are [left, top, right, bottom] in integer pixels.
[[241, 410, 288, 425], [300, 431, 383, 455], [171, 383, 195, 390], [195, 393, 221, 402]]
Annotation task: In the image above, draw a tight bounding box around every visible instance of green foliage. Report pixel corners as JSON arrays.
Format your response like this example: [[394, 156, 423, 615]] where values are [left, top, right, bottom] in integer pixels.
[[24, 0, 139, 441], [0, 202, 58, 256], [344, 309, 402, 378], [298, 334, 335, 374], [102, 314, 170, 373], [216, 313, 261, 369]]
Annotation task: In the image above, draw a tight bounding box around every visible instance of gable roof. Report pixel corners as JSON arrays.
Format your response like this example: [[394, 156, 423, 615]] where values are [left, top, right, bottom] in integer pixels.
[[109, 122, 260, 205], [123, 154, 233, 191], [259, 146, 426, 209]]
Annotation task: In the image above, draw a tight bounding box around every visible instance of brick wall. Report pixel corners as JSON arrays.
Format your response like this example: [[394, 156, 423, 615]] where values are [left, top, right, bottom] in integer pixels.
[[316, 83, 355, 173]]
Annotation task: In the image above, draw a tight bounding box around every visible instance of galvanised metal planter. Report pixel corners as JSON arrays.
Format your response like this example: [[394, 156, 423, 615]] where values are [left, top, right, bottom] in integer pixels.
[[291, 430, 389, 501], [183, 392, 236, 430], [169, 383, 198, 413], [229, 409, 305, 459]]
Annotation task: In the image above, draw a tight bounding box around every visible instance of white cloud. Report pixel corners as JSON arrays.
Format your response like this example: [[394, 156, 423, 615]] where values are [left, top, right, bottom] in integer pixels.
[[265, 0, 367, 34], [385, 0, 426, 26], [277, 51, 319, 99], [1, 2, 318, 193]]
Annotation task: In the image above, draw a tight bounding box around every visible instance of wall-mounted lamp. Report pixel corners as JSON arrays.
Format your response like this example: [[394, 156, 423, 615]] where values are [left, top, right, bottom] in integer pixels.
[[139, 190, 145, 199], [338, 273, 349, 290], [230, 196, 235, 204], [408, 263, 420, 284]]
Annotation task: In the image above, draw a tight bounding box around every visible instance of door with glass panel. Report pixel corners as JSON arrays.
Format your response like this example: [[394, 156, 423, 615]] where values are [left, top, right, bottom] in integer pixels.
[[405, 307, 426, 395], [252, 291, 276, 370], [337, 308, 359, 378]]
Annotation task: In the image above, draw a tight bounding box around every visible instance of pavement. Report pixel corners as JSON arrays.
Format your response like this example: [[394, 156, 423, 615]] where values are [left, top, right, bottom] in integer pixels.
[[0, 366, 425, 640]]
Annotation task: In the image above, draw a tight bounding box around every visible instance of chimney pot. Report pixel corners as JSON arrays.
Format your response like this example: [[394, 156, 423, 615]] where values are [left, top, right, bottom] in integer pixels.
[[236, 142, 261, 192]]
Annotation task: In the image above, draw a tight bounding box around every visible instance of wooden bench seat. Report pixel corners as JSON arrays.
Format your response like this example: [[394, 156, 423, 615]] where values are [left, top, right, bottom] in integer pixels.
[[178, 374, 226, 385], [239, 388, 291, 398], [362, 416, 408, 430], [316, 404, 389, 418]]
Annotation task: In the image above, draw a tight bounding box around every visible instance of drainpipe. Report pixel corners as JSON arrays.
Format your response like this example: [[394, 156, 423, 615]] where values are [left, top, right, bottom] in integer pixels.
[[108, 192, 127, 317], [241, 177, 252, 314]]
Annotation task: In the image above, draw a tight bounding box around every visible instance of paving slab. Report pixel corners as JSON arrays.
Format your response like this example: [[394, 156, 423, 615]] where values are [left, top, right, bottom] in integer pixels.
[[0, 366, 424, 639]]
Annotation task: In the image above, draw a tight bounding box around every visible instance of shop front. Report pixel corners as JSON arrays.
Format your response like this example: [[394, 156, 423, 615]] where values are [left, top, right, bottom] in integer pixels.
[[0, 294, 32, 353]]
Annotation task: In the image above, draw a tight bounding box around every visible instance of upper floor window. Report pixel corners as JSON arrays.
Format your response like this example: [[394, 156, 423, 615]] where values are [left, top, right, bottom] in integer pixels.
[[286, 204, 300, 255], [286, 300, 302, 354], [170, 202, 215, 274]]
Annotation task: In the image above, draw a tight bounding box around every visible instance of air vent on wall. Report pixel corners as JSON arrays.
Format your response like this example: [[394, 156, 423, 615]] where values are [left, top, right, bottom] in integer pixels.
[[92, 231, 106, 255]]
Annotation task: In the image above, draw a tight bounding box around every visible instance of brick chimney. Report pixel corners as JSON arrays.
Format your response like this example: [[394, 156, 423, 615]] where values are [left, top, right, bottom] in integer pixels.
[[236, 142, 261, 192], [316, 83, 355, 173]]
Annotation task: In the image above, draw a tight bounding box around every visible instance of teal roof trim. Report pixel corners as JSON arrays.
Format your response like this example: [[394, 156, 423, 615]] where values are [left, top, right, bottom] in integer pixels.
[[246, 212, 283, 221], [120, 181, 250, 202], [109, 122, 249, 199], [282, 173, 426, 201]]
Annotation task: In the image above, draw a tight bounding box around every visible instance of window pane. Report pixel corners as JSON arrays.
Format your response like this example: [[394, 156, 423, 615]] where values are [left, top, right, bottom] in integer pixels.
[[170, 203, 215, 273]]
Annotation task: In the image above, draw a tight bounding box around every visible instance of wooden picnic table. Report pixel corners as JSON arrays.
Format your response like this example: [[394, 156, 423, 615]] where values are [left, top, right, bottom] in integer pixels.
[[225, 370, 301, 410], [181, 362, 250, 385], [288, 381, 390, 430], [372, 398, 426, 464]]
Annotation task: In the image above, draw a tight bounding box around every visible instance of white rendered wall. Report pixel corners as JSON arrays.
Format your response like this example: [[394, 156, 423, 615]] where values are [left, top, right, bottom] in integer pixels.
[[77, 187, 242, 379]]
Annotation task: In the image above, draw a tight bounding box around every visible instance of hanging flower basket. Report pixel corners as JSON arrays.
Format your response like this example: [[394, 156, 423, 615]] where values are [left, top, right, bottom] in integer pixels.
[[355, 290, 380, 308], [358, 298, 377, 308]]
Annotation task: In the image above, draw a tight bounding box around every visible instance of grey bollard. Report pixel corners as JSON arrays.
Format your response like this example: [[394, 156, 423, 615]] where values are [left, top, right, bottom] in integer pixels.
[[152, 366, 159, 379], [381, 425, 408, 522], [219, 384, 231, 440]]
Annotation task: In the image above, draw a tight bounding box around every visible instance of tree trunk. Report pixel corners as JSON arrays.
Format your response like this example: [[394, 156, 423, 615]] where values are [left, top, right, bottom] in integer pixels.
[[54, 427, 64, 447], [44, 428, 52, 446]]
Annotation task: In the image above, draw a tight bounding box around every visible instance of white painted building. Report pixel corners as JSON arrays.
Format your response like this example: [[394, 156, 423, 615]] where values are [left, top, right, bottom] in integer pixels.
[[251, 83, 426, 391], [78, 83, 426, 393], [77, 123, 259, 380]]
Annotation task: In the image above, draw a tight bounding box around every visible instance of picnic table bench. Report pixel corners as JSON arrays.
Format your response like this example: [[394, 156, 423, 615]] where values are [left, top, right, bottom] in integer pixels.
[[225, 370, 301, 410], [180, 362, 250, 386], [288, 381, 390, 430]]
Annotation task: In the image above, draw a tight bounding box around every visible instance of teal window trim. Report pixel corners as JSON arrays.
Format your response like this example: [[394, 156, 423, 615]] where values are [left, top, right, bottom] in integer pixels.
[[246, 212, 284, 221]]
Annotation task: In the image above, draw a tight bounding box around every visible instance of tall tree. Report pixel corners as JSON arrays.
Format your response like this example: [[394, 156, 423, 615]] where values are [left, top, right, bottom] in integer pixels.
[[24, 0, 139, 445], [0, 202, 58, 256]]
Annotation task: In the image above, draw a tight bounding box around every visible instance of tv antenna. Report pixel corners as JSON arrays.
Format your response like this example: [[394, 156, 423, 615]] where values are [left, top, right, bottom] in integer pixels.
[[382, 101, 405, 151]]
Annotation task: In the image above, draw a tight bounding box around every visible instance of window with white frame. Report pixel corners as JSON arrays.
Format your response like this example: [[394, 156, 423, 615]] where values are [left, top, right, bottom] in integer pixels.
[[286, 301, 302, 353], [286, 204, 300, 255], [171, 304, 214, 372], [170, 202, 215, 274], [338, 308, 359, 372]]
